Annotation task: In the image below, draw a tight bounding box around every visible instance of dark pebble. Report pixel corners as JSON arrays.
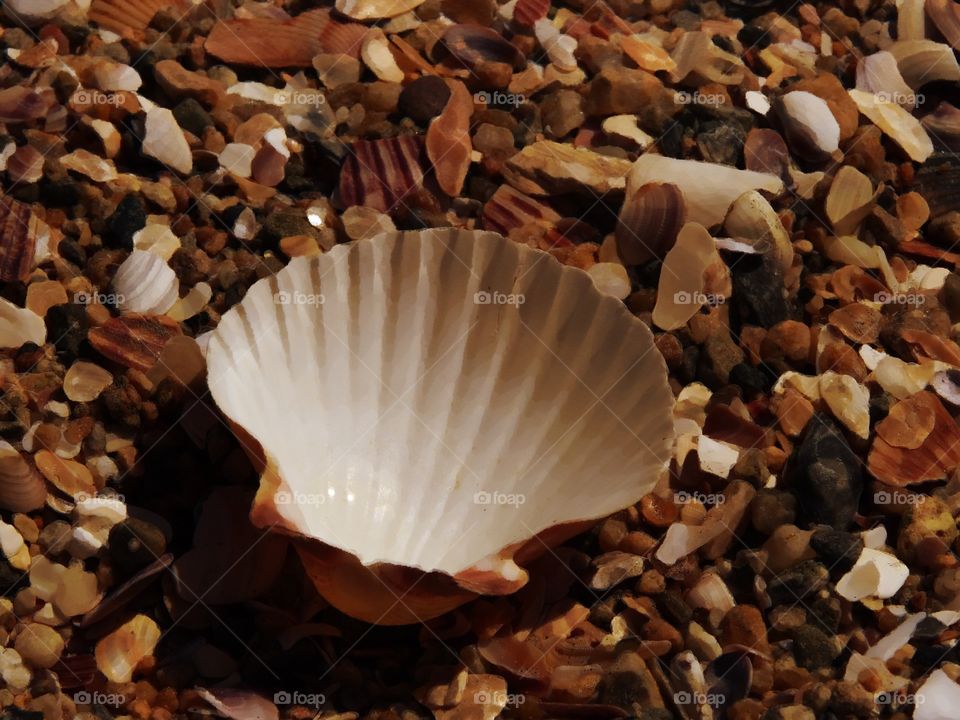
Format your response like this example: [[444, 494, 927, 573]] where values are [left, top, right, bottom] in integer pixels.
[[109, 517, 168, 574], [732, 252, 791, 328], [43, 180, 81, 207], [913, 616, 948, 642], [172, 98, 213, 138], [792, 625, 840, 669], [57, 239, 86, 268], [809, 595, 842, 633], [810, 526, 862, 574], [104, 194, 147, 250], [398, 75, 451, 125], [696, 122, 744, 166], [729, 362, 771, 398], [911, 644, 958, 672], [786, 415, 863, 529], [45, 303, 87, 362], [259, 211, 318, 247], [942, 273, 960, 322], [766, 560, 828, 604]]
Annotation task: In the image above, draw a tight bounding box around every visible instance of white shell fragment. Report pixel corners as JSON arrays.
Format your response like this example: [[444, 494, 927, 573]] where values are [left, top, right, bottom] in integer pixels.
[[133, 224, 181, 260], [780, 90, 840, 156], [113, 250, 180, 315], [534, 19, 578, 71], [335, 0, 425, 20], [627, 154, 783, 228], [915, 670, 960, 720], [0, 299, 46, 349], [206, 229, 674, 582], [142, 106, 193, 174], [836, 547, 909, 602]]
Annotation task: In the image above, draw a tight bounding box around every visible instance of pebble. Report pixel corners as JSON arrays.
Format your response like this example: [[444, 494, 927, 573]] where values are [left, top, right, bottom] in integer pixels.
[[398, 75, 451, 125], [810, 526, 862, 574], [104, 195, 147, 250], [584, 66, 679, 132], [720, 605, 769, 653], [109, 518, 167, 574], [541, 90, 584, 139], [14, 624, 63, 669], [787, 415, 863, 529]]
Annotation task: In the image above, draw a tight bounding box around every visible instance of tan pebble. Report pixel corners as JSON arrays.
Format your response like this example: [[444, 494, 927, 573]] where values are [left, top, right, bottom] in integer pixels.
[[279, 235, 321, 258], [14, 623, 64, 668], [25, 281, 67, 318]]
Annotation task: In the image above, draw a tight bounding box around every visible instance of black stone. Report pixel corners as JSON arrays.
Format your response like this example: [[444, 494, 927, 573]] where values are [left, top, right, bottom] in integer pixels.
[[911, 644, 957, 672], [792, 625, 840, 669], [43, 179, 81, 207], [104, 194, 146, 250], [766, 560, 828, 604], [729, 362, 771, 397], [45, 302, 87, 362], [731, 252, 791, 328], [696, 122, 744, 166], [109, 517, 168, 574], [173, 98, 213, 138], [259, 211, 317, 247], [810, 526, 863, 574], [786, 415, 863, 529], [913, 616, 948, 642], [57, 239, 86, 268], [398, 75, 452, 125]]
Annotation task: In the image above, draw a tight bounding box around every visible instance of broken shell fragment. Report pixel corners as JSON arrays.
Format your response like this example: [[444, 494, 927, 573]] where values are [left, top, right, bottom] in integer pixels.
[[855, 52, 916, 109], [0, 195, 37, 282], [888, 40, 960, 89], [778, 90, 840, 159], [616, 182, 685, 266], [426, 80, 473, 198], [848, 89, 933, 163], [825, 165, 879, 236], [627, 155, 783, 229], [652, 222, 729, 331], [836, 547, 909, 602], [94, 614, 161, 683], [0, 298, 46, 349], [868, 392, 960, 485], [206, 229, 674, 623], [723, 190, 793, 272], [338, 135, 425, 214], [142, 106, 192, 174], [927, 0, 960, 48], [336, 0, 424, 20], [504, 141, 632, 196]]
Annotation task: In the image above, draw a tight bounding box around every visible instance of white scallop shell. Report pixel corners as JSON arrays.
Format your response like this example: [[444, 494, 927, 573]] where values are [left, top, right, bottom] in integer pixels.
[[206, 229, 673, 596], [113, 250, 179, 314]]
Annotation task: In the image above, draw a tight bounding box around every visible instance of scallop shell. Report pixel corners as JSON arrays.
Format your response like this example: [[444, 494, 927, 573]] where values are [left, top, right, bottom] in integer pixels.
[[89, 0, 190, 35], [205, 9, 362, 68], [0, 195, 37, 282], [338, 135, 426, 214], [113, 250, 179, 315], [481, 184, 560, 236], [206, 228, 674, 624], [0, 441, 47, 513], [868, 392, 960, 486]]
